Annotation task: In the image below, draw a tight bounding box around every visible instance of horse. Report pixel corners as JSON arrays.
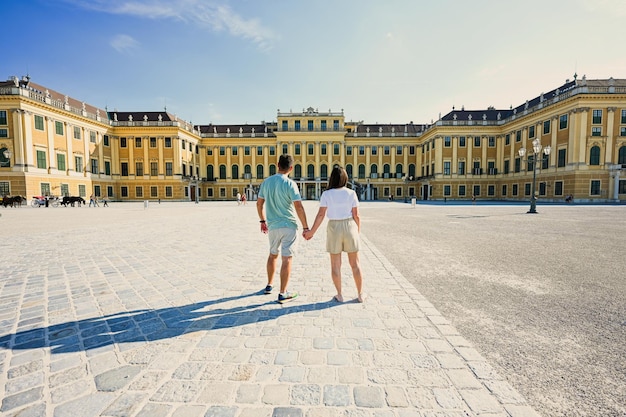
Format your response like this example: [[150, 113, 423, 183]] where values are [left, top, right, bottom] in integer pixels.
[[2, 196, 26, 207], [61, 196, 86, 207]]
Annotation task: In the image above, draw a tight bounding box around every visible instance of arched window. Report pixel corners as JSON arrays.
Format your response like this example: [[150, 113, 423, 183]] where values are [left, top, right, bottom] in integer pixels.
[[257, 164, 264, 179], [244, 164, 251, 174], [346, 164, 353, 178], [371, 164, 378, 174], [408, 164, 416, 178], [307, 164, 315, 179], [206, 165, 214, 180], [320, 164, 328, 179], [618, 146, 626, 164], [269, 164, 276, 176], [358, 164, 366, 179], [294, 164, 302, 178], [383, 164, 391, 174], [231, 164, 239, 180], [589, 146, 601, 166], [396, 163, 403, 175], [219, 164, 226, 179]]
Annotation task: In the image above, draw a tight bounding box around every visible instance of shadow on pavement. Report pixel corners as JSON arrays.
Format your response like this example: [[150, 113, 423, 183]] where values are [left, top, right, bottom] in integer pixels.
[[0, 292, 338, 353]]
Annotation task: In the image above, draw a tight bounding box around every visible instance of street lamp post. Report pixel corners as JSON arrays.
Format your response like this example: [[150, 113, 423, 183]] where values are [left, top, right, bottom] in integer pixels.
[[518, 138, 551, 214]]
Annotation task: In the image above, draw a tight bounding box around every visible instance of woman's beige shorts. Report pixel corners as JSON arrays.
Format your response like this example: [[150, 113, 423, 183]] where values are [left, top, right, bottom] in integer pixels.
[[326, 218, 360, 254]]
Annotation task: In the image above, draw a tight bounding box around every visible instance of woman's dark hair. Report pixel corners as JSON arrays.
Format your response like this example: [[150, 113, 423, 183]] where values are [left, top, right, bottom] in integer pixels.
[[328, 165, 348, 189]]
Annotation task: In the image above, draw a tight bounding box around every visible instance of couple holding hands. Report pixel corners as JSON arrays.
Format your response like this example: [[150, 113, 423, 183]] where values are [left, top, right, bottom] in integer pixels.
[[257, 155, 364, 304]]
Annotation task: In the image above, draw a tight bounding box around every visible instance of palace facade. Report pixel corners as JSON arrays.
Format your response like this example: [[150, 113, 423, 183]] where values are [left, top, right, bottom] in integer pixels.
[[1, 75, 625, 203]]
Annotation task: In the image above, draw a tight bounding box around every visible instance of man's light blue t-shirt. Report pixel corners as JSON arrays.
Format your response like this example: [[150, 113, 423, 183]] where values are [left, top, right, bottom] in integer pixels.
[[258, 173, 302, 230]]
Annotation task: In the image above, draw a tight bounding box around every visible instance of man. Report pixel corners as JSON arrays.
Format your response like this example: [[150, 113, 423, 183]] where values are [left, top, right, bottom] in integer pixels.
[[257, 154, 310, 304]]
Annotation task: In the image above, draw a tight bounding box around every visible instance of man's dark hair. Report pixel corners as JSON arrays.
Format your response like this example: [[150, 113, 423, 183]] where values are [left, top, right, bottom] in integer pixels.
[[278, 154, 294, 170], [328, 165, 348, 189]]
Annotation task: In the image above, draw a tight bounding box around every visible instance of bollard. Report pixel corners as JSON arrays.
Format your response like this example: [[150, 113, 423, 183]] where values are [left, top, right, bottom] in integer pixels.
[[411, 197, 416, 207], [144, 200, 149, 209]]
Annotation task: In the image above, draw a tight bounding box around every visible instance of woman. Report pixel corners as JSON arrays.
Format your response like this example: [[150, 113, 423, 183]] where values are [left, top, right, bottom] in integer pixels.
[[304, 165, 364, 302]]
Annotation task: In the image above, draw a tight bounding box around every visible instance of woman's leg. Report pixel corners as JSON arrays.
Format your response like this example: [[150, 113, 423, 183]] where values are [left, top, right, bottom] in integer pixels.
[[347, 251, 364, 300], [330, 253, 343, 301]]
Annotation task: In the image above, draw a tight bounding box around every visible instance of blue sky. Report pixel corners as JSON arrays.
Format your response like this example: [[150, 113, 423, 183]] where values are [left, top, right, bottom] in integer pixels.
[[5, 0, 625, 125]]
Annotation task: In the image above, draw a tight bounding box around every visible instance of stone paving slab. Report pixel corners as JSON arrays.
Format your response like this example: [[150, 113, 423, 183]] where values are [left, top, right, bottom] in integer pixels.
[[0, 202, 540, 417]]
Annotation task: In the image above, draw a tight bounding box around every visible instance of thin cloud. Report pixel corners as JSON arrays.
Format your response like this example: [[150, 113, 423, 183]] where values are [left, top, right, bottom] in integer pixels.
[[110, 34, 140, 54], [65, 0, 277, 50]]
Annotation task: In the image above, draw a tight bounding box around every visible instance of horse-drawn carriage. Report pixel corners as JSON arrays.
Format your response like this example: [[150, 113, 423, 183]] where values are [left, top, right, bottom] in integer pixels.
[[60, 196, 86, 207], [31, 195, 60, 207]]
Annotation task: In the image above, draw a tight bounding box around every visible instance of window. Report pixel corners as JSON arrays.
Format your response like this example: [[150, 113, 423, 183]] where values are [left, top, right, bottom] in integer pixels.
[[294, 164, 301, 178], [346, 146, 352, 156], [621, 127, 626, 136], [220, 188, 226, 198], [359, 146, 365, 156], [295, 144, 301, 155], [34, 115, 44, 130], [516, 130, 521, 142], [206, 165, 214, 180], [94, 185, 101, 197], [592, 127, 601, 136], [504, 160, 510, 174], [619, 146, 626, 164], [320, 164, 328, 179], [75, 156, 83, 172], [269, 164, 276, 175], [558, 148, 566, 167], [165, 162, 173, 176], [559, 114, 568, 129], [181, 140, 185, 150], [121, 186, 128, 197], [0, 110, 6, 125], [458, 161, 465, 175], [270, 146, 276, 156], [60, 183, 69, 196], [90, 131, 96, 143], [282, 144, 288, 154], [459, 136, 466, 147], [444, 185, 451, 196], [321, 144, 327, 155], [205, 187, 212, 197], [384, 146, 390, 155], [409, 146, 415, 155], [136, 187, 143, 198], [592, 109, 602, 124], [590, 180, 601, 195], [321, 120, 327, 131], [120, 137, 127, 147], [346, 164, 353, 178], [307, 164, 314, 178], [488, 136, 495, 147], [589, 146, 601, 165], [512, 184, 518, 196], [134, 162, 142, 176], [220, 146, 226, 156], [474, 136, 481, 147], [150, 162, 158, 176], [134, 137, 141, 148], [443, 161, 451, 175], [308, 144, 314, 155], [150, 137, 156, 148], [244, 146, 250, 156], [529, 126, 535, 139], [219, 165, 227, 179], [232, 165, 239, 179], [165, 137, 172, 147], [505, 134, 510, 146], [554, 181, 563, 196], [151, 186, 158, 198], [105, 161, 111, 175], [543, 120, 550, 135], [55, 121, 64, 135], [36, 150, 46, 169], [0, 129, 6, 138], [371, 146, 377, 156], [515, 157, 521, 173], [525, 183, 531, 196], [473, 185, 481, 197], [622, 110, 626, 124], [488, 185, 495, 196], [74, 126, 81, 140], [57, 153, 66, 171], [333, 120, 339, 130], [282, 120, 288, 131], [334, 144, 340, 155], [257, 146, 263, 156], [444, 136, 451, 147], [308, 120, 313, 131], [458, 185, 466, 197], [91, 159, 98, 174], [502, 184, 507, 196], [41, 183, 51, 196], [358, 164, 365, 179], [232, 146, 238, 156], [620, 180, 626, 194], [104, 135, 110, 146], [295, 120, 301, 131]]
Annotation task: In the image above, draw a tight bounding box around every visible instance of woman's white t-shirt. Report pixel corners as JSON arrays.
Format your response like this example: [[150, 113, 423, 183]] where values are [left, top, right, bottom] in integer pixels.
[[319, 187, 359, 220]]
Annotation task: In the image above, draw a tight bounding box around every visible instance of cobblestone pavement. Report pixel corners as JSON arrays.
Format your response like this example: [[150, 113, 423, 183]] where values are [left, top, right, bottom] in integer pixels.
[[0, 202, 539, 417]]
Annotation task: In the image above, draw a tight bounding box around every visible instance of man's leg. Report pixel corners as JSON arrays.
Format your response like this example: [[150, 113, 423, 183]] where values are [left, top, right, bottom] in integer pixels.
[[279, 256, 293, 293], [266, 253, 278, 287]]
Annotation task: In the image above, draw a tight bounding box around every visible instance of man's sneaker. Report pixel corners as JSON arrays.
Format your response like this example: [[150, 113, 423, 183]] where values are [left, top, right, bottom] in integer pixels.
[[264, 285, 273, 294], [277, 291, 298, 304]]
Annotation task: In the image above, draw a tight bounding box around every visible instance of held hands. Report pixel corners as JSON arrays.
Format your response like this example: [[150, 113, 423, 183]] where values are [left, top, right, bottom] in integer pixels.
[[302, 229, 314, 240]]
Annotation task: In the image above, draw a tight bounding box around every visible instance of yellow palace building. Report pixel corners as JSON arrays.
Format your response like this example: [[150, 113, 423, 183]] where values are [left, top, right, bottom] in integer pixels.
[[1, 74, 625, 203]]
